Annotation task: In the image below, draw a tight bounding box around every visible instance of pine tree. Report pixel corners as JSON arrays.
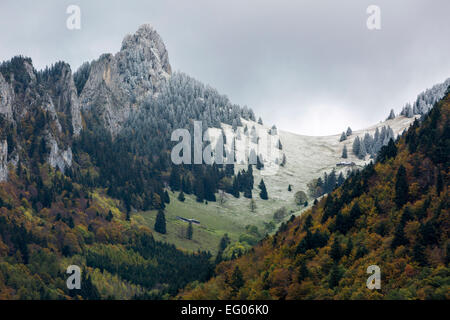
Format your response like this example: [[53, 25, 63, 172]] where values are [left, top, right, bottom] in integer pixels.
[[387, 109, 395, 120], [256, 155, 264, 170], [300, 215, 311, 231], [297, 262, 309, 283], [346, 127, 352, 136], [277, 139, 283, 150], [358, 140, 367, 159], [330, 238, 342, 262], [342, 145, 348, 158], [154, 209, 167, 234], [80, 274, 100, 300], [391, 223, 408, 249], [259, 179, 268, 200], [164, 190, 170, 204], [395, 165, 408, 208], [232, 177, 240, 198], [345, 238, 353, 256], [337, 172, 345, 186], [243, 188, 252, 199], [230, 266, 244, 294], [195, 177, 205, 202], [215, 233, 230, 264], [169, 166, 181, 191], [328, 264, 342, 289], [327, 169, 337, 192], [182, 177, 193, 194], [413, 243, 427, 266], [352, 136, 360, 155], [378, 139, 397, 163], [280, 154, 286, 167]]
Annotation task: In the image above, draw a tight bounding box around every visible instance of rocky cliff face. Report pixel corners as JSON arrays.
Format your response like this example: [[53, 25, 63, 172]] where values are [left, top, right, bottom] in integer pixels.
[[47, 135, 72, 173], [79, 24, 172, 134], [0, 24, 172, 181], [0, 74, 14, 120], [42, 62, 82, 136], [0, 58, 82, 137], [0, 57, 82, 180], [0, 140, 8, 182]]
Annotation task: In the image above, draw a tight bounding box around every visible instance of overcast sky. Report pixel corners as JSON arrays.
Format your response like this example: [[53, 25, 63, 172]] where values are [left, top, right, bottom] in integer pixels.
[[1, 0, 449, 135]]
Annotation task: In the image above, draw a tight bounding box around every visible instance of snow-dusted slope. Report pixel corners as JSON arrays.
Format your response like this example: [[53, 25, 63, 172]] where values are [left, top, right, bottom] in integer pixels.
[[237, 115, 417, 204]]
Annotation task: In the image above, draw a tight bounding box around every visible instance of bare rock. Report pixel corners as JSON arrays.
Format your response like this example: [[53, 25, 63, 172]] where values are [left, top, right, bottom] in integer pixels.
[[80, 24, 172, 134]]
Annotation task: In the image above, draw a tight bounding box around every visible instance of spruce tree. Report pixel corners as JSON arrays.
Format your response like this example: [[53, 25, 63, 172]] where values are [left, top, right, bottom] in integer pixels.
[[391, 223, 408, 249], [346, 127, 352, 136], [243, 188, 252, 199], [358, 140, 367, 159], [280, 154, 286, 167], [330, 238, 342, 262], [195, 177, 205, 202], [342, 145, 348, 158], [345, 238, 353, 256], [154, 209, 167, 234], [164, 190, 170, 203], [395, 165, 408, 208], [328, 264, 342, 289], [297, 262, 309, 283], [178, 191, 185, 202], [387, 109, 395, 120], [232, 177, 240, 198], [256, 156, 264, 170], [352, 136, 360, 155], [230, 266, 244, 294], [413, 243, 427, 266], [337, 172, 345, 186], [169, 166, 181, 191], [259, 179, 268, 200], [80, 274, 100, 300]]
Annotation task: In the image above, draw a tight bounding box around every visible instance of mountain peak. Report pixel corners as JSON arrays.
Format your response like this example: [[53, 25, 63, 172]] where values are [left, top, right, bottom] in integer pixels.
[[120, 24, 171, 75], [121, 24, 156, 47], [79, 24, 172, 133]]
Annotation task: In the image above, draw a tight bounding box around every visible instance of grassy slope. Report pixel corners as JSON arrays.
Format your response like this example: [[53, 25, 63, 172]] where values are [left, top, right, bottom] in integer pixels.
[[130, 117, 415, 255], [132, 192, 300, 255]]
